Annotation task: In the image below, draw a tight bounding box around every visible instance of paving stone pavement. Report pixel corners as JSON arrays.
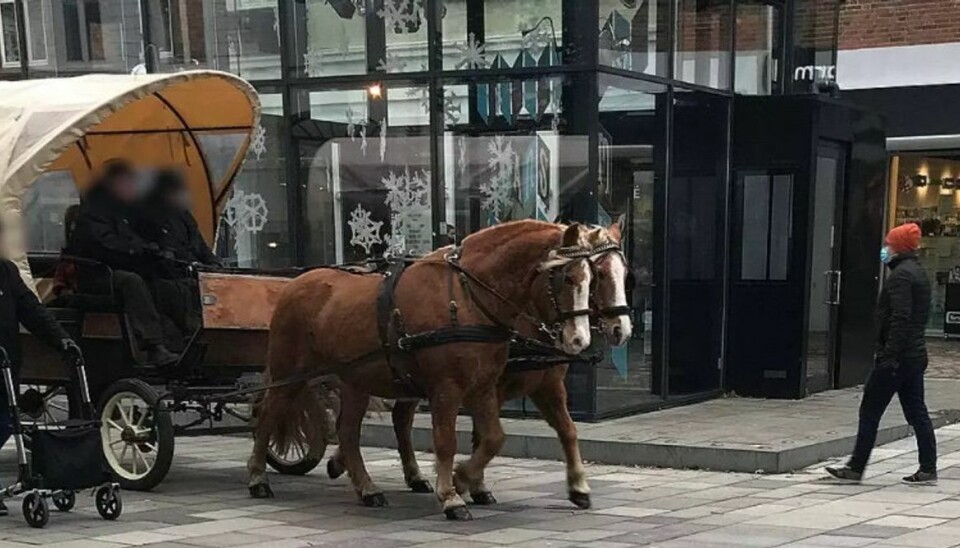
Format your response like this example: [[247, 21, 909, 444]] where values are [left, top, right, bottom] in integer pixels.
[[5, 425, 960, 547]]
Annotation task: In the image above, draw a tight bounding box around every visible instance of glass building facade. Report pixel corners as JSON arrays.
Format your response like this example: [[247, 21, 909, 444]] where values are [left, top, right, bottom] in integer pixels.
[[8, 0, 851, 420]]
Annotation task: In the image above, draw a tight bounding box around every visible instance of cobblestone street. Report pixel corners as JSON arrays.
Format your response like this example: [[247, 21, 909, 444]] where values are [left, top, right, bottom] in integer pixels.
[[3, 425, 960, 547]]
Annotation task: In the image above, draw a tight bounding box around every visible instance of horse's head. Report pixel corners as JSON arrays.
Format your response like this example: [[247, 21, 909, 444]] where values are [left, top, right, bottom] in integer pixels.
[[532, 223, 594, 355], [587, 221, 633, 347]]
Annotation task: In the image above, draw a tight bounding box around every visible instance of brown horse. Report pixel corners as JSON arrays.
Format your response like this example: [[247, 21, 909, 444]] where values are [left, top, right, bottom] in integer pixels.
[[247, 220, 595, 520], [327, 223, 632, 510]]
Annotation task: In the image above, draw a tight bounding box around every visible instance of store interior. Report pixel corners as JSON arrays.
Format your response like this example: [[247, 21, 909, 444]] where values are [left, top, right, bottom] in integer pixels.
[[889, 153, 960, 335]]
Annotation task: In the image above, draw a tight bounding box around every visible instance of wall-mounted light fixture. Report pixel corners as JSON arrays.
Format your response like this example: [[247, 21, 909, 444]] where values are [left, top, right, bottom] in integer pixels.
[[944, 178, 957, 190], [916, 174, 929, 187]]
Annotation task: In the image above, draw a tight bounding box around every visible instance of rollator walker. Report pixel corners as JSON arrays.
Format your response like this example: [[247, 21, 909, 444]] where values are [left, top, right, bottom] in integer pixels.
[[0, 345, 120, 528]]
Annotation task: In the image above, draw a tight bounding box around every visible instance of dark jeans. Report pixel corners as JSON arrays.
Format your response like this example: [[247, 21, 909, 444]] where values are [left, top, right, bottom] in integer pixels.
[[849, 365, 937, 473], [112, 270, 164, 348], [150, 278, 202, 351]]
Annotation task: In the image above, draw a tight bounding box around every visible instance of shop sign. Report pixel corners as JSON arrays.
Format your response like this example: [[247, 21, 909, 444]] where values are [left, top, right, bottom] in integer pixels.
[[793, 65, 836, 82], [947, 312, 960, 325]]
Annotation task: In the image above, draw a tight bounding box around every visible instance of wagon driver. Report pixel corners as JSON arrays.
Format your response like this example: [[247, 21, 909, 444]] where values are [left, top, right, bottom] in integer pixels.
[[0, 220, 82, 516]]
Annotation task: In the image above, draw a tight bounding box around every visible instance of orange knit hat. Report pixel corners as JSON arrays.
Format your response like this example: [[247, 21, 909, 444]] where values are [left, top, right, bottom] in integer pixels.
[[885, 223, 921, 255]]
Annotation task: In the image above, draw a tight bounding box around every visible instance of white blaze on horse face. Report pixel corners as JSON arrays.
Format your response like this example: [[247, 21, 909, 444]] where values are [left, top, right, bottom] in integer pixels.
[[601, 253, 632, 346], [561, 261, 592, 355]]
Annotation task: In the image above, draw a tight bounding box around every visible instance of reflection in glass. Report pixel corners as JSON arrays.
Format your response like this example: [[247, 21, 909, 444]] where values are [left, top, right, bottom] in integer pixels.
[[667, 90, 729, 395], [441, 0, 562, 72], [597, 75, 666, 415], [735, 1, 783, 95], [599, 0, 669, 77], [442, 76, 582, 241], [294, 0, 367, 77], [675, 0, 732, 90], [218, 93, 290, 269], [299, 86, 433, 265], [23, 172, 80, 253]]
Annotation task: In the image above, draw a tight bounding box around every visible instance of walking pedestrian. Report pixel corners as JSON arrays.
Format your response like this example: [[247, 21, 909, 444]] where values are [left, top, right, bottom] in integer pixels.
[[826, 222, 937, 484]]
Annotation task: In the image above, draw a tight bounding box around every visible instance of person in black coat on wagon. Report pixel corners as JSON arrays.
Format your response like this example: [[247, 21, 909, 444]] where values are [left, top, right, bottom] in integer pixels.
[[0, 222, 81, 515], [66, 161, 179, 367], [139, 170, 219, 268], [137, 170, 219, 342], [827, 223, 937, 484]]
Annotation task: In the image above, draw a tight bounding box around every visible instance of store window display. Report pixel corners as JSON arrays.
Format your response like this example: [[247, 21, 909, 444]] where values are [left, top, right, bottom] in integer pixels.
[[890, 154, 960, 333]]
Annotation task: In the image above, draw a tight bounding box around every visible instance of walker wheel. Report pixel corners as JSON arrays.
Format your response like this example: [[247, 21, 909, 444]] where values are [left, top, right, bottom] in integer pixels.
[[22, 492, 49, 528], [52, 490, 76, 512], [95, 485, 122, 521]]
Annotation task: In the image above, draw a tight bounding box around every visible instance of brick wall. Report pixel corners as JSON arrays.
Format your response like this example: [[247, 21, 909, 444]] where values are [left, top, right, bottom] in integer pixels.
[[839, 0, 960, 50]]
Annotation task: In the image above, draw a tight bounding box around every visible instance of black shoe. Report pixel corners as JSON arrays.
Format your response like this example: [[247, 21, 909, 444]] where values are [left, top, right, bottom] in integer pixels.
[[825, 465, 863, 483], [902, 470, 938, 485], [0, 499, 8, 516], [145, 345, 180, 367]]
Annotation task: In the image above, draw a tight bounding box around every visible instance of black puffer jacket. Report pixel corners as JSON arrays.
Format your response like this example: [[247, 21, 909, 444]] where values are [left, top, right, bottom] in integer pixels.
[[66, 186, 157, 274], [139, 206, 220, 267], [0, 260, 69, 368], [876, 253, 931, 369]]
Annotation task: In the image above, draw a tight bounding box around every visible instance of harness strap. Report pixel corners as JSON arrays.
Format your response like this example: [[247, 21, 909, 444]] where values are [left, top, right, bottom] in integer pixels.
[[398, 325, 512, 352], [597, 305, 632, 318], [376, 260, 424, 397]]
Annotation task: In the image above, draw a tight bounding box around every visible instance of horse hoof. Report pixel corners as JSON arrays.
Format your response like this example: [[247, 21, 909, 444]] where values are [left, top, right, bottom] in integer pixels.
[[444, 506, 473, 521], [471, 491, 497, 505], [327, 458, 345, 480], [569, 491, 591, 510], [249, 483, 274, 499], [361, 493, 388, 507], [409, 479, 434, 494]]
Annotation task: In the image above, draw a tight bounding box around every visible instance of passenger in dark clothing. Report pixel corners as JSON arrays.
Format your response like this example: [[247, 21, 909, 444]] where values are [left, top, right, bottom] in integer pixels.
[[66, 162, 179, 367], [827, 223, 937, 485], [139, 170, 219, 268], [0, 224, 81, 515], [137, 170, 218, 343]]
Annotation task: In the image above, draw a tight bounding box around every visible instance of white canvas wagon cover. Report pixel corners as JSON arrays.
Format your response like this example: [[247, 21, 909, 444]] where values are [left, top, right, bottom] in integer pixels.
[[0, 71, 261, 287]]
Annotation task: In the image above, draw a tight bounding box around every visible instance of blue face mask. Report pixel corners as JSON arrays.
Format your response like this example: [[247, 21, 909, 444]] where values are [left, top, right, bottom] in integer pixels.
[[880, 245, 894, 265]]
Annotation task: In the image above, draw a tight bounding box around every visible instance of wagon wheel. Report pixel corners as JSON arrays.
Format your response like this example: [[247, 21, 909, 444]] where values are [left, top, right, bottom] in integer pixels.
[[19, 385, 71, 427], [99, 379, 174, 491], [266, 427, 322, 476]]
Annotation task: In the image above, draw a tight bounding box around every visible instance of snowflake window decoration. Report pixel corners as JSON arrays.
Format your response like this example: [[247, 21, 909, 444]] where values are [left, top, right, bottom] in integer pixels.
[[455, 33, 489, 70], [345, 107, 369, 155], [519, 18, 552, 57], [377, 53, 408, 73], [378, 0, 422, 33], [481, 136, 517, 221], [303, 47, 324, 77], [381, 167, 430, 256], [250, 123, 267, 161], [347, 204, 384, 254], [223, 190, 269, 235]]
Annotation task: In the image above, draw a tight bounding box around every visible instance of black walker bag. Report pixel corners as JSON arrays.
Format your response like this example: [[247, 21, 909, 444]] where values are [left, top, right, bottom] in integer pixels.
[[29, 423, 110, 490]]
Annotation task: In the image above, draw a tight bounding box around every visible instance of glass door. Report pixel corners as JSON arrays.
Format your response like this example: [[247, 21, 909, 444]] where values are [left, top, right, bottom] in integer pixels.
[[805, 142, 846, 393]]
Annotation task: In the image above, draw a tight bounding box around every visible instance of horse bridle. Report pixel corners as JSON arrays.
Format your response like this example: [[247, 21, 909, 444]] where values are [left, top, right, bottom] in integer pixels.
[[588, 243, 633, 320]]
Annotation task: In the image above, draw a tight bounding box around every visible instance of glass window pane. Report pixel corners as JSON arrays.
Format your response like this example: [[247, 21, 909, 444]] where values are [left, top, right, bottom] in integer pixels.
[[298, 85, 433, 264], [675, 0, 732, 90], [792, 0, 839, 93], [597, 74, 667, 414], [736, 1, 783, 95], [218, 93, 290, 269], [668, 90, 729, 395], [294, 0, 367, 77], [151, 1, 280, 79], [443, 76, 583, 240], [23, 171, 81, 253], [25, 0, 44, 62], [379, 0, 429, 73], [1, 2, 20, 66], [442, 0, 563, 72], [769, 174, 792, 280], [599, 0, 670, 77], [741, 175, 770, 280]]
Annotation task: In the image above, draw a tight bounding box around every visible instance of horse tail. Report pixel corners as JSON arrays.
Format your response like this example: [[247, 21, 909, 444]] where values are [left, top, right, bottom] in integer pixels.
[[259, 380, 332, 461]]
